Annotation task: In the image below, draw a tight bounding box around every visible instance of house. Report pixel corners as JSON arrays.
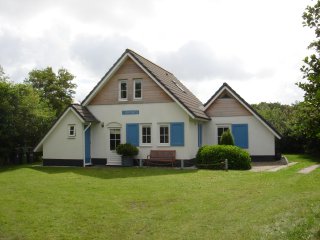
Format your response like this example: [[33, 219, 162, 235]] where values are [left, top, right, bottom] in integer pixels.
[[34, 49, 281, 166]]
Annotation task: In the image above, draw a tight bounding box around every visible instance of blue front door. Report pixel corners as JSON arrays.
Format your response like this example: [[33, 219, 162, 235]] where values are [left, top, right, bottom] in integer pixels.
[[85, 126, 91, 164]]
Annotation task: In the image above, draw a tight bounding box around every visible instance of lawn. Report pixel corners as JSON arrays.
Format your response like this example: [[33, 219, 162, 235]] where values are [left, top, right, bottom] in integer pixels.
[[0, 154, 319, 240]]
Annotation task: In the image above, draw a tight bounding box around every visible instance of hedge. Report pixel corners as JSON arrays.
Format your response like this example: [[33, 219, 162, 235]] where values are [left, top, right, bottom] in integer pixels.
[[196, 145, 251, 170]]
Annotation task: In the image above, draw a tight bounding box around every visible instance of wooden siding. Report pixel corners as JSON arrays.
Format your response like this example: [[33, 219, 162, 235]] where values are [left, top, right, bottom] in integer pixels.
[[89, 58, 173, 105], [205, 94, 252, 117]]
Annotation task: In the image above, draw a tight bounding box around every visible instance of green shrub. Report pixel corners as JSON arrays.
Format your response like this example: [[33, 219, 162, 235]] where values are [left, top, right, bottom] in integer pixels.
[[196, 145, 251, 170], [220, 129, 234, 145], [116, 143, 139, 156]]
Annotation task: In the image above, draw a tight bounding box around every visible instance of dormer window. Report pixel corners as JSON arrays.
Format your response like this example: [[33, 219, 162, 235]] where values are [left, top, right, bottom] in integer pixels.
[[134, 79, 142, 100], [119, 80, 128, 101]]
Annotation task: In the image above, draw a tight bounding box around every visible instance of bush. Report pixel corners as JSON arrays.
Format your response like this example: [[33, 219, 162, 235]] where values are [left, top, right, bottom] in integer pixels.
[[116, 143, 139, 156], [220, 129, 234, 145], [196, 145, 251, 170]]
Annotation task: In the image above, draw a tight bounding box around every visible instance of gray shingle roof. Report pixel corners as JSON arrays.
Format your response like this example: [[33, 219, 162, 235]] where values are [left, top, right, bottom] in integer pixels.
[[71, 104, 99, 122], [127, 49, 210, 120]]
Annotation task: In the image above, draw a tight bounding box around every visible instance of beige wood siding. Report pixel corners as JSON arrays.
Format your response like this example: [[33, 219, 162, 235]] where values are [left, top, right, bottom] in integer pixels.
[[205, 97, 252, 117], [89, 58, 173, 105]]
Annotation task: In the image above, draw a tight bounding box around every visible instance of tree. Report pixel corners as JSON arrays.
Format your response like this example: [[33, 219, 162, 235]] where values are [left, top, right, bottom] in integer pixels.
[[298, 0, 320, 147], [25, 67, 77, 116], [0, 75, 55, 165], [220, 129, 235, 145], [0, 65, 9, 82]]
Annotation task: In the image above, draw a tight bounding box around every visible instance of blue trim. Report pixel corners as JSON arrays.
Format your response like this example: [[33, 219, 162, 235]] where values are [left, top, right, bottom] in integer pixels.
[[126, 123, 139, 146], [232, 124, 248, 149], [122, 110, 139, 115], [198, 124, 202, 147], [84, 126, 91, 164], [170, 122, 184, 146]]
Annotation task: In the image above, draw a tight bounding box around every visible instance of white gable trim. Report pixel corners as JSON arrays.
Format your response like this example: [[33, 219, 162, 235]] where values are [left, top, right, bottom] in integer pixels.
[[204, 86, 281, 139], [34, 107, 85, 152], [82, 53, 130, 106], [82, 52, 196, 119]]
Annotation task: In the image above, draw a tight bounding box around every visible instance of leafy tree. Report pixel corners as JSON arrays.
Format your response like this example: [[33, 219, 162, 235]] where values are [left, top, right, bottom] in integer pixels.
[[220, 129, 234, 145], [0, 76, 55, 164], [298, 0, 320, 150], [0, 65, 9, 82], [25, 67, 77, 116], [252, 102, 306, 153]]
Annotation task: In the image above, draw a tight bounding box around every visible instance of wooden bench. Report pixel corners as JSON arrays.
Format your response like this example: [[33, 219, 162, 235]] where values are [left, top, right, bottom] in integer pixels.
[[146, 150, 176, 167]]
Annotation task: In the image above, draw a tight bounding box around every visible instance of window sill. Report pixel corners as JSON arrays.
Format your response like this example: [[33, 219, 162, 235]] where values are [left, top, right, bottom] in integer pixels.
[[68, 136, 76, 139], [157, 144, 170, 147], [118, 99, 128, 102], [139, 145, 152, 147]]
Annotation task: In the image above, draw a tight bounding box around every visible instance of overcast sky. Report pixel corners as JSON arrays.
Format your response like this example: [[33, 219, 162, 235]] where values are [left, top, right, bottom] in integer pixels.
[[0, 0, 314, 104]]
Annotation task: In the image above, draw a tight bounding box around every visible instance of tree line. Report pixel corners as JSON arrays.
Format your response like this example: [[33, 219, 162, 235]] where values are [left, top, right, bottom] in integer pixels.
[[0, 66, 76, 165]]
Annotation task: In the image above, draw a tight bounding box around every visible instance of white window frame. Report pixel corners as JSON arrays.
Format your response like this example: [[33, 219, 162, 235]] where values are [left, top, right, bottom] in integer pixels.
[[217, 125, 231, 144], [140, 124, 152, 146], [133, 79, 142, 100], [109, 128, 121, 151], [68, 124, 76, 138], [159, 124, 170, 146], [118, 80, 128, 101]]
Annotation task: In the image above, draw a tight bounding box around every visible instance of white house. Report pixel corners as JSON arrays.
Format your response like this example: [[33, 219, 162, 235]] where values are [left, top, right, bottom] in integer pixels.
[[34, 49, 281, 166]]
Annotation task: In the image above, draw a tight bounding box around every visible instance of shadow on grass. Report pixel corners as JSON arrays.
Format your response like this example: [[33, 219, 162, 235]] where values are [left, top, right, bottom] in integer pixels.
[[28, 165, 198, 180]]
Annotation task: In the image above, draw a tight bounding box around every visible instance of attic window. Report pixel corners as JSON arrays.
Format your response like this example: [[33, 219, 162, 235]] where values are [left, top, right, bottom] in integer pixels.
[[220, 93, 232, 99], [172, 80, 185, 93]]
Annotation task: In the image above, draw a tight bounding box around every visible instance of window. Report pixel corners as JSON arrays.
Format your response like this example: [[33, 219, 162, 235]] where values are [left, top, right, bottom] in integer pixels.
[[159, 125, 169, 144], [68, 125, 76, 137], [134, 79, 142, 100], [217, 126, 230, 144], [110, 128, 121, 151], [119, 80, 128, 100], [141, 125, 151, 145]]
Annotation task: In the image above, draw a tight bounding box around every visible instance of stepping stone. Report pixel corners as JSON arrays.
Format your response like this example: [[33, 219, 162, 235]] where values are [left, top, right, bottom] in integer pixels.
[[267, 162, 297, 172], [298, 164, 320, 174]]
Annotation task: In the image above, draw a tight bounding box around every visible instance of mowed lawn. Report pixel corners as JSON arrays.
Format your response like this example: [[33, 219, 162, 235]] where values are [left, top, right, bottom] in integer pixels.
[[0, 155, 319, 240]]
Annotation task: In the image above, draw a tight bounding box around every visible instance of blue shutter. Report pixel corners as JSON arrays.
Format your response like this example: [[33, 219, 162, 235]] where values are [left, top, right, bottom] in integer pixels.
[[126, 123, 139, 146], [232, 124, 248, 148], [84, 126, 91, 164], [170, 122, 184, 146], [198, 124, 202, 147]]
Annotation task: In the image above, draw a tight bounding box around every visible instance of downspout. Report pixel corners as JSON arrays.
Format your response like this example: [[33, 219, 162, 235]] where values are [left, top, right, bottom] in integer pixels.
[[83, 123, 92, 167]]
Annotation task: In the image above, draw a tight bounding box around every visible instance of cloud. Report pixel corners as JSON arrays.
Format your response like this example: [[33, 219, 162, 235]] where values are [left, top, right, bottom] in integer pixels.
[[70, 35, 147, 75], [0, 0, 154, 30], [156, 41, 255, 82]]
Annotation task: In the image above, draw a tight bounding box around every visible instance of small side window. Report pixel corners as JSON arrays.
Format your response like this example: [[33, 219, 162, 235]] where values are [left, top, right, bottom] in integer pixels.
[[68, 125, 76, 138], [217, 126, 229, 144]]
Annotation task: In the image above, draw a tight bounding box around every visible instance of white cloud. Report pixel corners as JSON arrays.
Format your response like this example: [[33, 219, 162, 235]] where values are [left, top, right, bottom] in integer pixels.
[[0, 0, 314, 104]]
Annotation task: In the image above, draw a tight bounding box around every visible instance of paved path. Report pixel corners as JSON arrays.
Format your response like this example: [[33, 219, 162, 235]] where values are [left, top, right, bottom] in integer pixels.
[[250, 162, 297, 172], [298, 164, 320, 174]]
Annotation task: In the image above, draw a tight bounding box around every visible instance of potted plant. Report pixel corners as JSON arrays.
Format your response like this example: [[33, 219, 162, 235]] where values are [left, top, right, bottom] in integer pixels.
[[116, 143, 139, 166]]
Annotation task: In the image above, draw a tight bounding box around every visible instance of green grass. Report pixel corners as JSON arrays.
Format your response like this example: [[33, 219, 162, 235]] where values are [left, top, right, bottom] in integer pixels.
[[0, 154, 319, 240]]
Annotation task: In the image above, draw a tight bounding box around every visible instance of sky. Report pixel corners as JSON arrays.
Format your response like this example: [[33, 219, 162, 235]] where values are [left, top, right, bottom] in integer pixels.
[[0, 0, 315, 104]]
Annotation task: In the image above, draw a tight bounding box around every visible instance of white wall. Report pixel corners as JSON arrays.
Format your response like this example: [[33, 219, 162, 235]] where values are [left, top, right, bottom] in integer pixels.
[[43, 110, 84, 160], [203, 116, 275, 156], [88, 102, 200, 162]]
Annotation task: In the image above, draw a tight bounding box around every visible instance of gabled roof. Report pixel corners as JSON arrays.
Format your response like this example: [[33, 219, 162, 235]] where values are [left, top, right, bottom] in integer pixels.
[[204, 83, 282, 139], [82, 49, 210, 120], [34, 104, 98, 152]]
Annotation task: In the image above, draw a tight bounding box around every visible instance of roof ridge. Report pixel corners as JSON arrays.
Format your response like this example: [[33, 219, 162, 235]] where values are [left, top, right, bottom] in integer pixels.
[[126, 49, 174, 75]]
